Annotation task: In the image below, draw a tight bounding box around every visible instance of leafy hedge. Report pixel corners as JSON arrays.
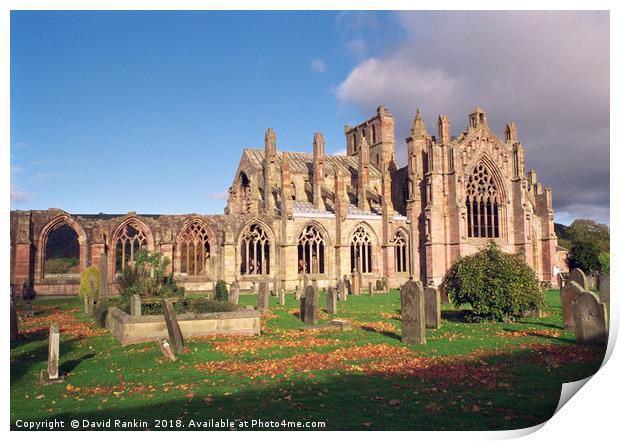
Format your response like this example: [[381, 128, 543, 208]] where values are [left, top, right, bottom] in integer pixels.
[[214, 280, 228, 302], [79, 266, 100, 301], [45, 257, 79, 274], [440, 242, 544, 321]]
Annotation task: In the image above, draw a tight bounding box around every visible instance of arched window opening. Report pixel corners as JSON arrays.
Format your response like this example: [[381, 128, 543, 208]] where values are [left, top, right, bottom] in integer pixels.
[[371, 125, 377, 144], [45, 223, 79, 274], [115, 223, 148, 273], [240, 224, 270, 275], [179, 221, 211, 276], [466, 163, 500, 238], [394, 230, 408, 273], [297, 225, 326, 275], [350, 226, 373, 273]]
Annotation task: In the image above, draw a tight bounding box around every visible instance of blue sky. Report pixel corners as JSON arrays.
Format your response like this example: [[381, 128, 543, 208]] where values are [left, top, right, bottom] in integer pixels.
[[10, 11, 609, 224]]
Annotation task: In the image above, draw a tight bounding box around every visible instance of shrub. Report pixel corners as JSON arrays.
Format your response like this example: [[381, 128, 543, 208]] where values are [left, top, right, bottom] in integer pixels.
[[118, 250, 183, 299], [568, 240, 601, 273], [79, 266, 100, 300], [214, 280, 228, 302], [440, 242, 544, 322], [186, 299, 240, 314], [598, 253, 610, 275], [45, 257, 79, 274]]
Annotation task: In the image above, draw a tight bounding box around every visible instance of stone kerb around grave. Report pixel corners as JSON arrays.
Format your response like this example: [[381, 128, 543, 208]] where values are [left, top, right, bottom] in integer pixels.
[[105, 306, 261, 346]]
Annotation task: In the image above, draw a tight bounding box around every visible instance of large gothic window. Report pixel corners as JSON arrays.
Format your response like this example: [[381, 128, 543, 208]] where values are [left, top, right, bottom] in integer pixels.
[[115, 223, 148, 272], [45, 223, 80, 275], [350, 226, 373, 273], [179, 221, 211, 276], [240, 223, 270, 275], [466, 163, 500, 238], [394, 230, 408, 273], [297, 225, 326, 274]]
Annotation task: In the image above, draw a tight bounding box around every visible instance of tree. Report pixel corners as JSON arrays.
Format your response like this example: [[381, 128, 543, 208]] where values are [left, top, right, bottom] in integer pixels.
[[568, 240, 601, 273], [565, 219, 609, 253], [440, 242, 544, 322]]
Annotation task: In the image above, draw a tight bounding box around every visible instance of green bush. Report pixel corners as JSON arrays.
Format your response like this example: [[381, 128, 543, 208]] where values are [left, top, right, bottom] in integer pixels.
[[214, 280, 228, 302], [568, 240, 601, 273], [79, 266, 100, 300], [440, 242, 544, 322], [45, 257, 79, 274], [598, 253, 610, 275], [186, 298, 240, 314], [118, 250, 183, 299]]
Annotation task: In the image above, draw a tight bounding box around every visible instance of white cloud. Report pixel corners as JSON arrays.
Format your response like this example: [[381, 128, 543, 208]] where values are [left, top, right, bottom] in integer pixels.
[[11, 188, 30, 204], [346, 38, 367, 59], [208, 191, 228, 201], [336, 11, 609, 223], [311, 58, 327, 73]]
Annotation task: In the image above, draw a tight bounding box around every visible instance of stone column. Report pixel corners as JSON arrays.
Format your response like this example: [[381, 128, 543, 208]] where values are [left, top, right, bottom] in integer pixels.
[[48, 323, 60, 380], [99, 252, 108, 301]]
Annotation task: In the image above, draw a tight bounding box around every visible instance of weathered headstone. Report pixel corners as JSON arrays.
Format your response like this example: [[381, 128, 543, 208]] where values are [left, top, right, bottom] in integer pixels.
[[299, 294, 306, 322], [599, 274, 610, 306], [162, 299, 184, 355], [258, 281, 269, 310], [229, 281, 240, 305], [368, 282, 374, 297], [303, 285, 318, 325], [439, 286, 450, 304], [48, 323, 60, 380], [130, 295, 142, 317], [157, 338, 178, 362], [312, 278, 319, 294], [251, 281, 257, 294], [561, 281, 581, 330], [294, 285, 301, 301], [424, 286, 441, 329], [574, 291, 608, 346], [343, 275, 350, 296], [327, 287, 337, 314], [10, 300, 19, 341], [351, 272, 360, 296], [336, 280, 346, 301], [375, 279, 383, 292], [569, 268, 589, 290], [99, 252, 108, 301], [278, 288, 286, 306], [303, 274, 310, 291], [382, 276, 389, 292], [400, 279, 426, 345]]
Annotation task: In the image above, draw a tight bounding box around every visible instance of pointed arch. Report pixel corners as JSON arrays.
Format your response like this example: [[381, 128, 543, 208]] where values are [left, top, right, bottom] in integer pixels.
[[176, 217, 215, 277], [296, 221, 330, 275], [393, 228, 409, 273], [37, 214, 88, 278], [465, 156, 506, 239], [238, 219, 274, 276], [349, 223, 377, 274], [111, 216, 154, 273]]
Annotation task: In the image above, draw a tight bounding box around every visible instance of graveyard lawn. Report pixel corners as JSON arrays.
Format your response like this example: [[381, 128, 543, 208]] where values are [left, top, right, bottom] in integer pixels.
[[11, 290, 605, 431]]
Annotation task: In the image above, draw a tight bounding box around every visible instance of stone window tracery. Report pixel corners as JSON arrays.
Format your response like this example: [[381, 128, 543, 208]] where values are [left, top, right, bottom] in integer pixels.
[[179, 221, 211, 276], [297, 225, 325, 275], [350, 226, 373, 273], [115, 223, 148, 273], [466, 163, 500, 238], [240, 223, 270, 275], [394, 230, 408, 273]]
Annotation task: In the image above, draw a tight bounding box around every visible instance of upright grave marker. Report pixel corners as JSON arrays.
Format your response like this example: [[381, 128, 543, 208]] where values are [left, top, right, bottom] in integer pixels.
[[48, 323, 60, 380], [400, 279, 426, 345], [229, 281, 240, 305], [294, 285, 302, 301], [351, 272, 360, 296], [278, 288, 286, 306], [599, 274, 610, 306], [561, 281, 581, 330], [327, 287, 337, 314], [258, 281, 269, 310], [131, 295, 142, 317], [162, 299, 184, 356], [574, 291, 608, 346], [569, 268, 589, 290], [368, 282, 374, 297], [424, 286, 441, 329], [303, 285, 318, 325]]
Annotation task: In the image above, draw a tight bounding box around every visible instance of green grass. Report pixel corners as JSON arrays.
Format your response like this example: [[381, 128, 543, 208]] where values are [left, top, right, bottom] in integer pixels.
[[11, 289, 605, 431]]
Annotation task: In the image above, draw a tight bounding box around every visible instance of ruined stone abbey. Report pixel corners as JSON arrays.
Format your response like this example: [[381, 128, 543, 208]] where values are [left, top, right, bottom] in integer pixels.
[[10, 106, 559, 297]]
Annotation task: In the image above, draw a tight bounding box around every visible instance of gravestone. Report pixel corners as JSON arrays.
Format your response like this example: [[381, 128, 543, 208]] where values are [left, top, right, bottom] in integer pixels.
[[382, 276, 389, 292], [258, 282, 269, 310], [48, 323, 60, 380], [400, 279, 426, 345], [162, 300, 184, 355], [278, 288, 286, 306], [561, 281, 582, 330], [351, 272, 360, 296], [327, 287, 337, 314], [599, 274, 610, 306], [343, 275, 351, 296], [130, 295, 142, 317], [574, 291, 608, 346], [11, 300, 19, 341], [424, 286, 441, 329], [312, 278, 319, 294], [229, 281, 240, 305], [294, 285, 301, 301], [336, 280, 346, 301], [157, 338, 178, 362], [99, 252, 108, 301], [273, 279, 281, 297], [439, 286, 450, 304], [368, 282, 374, 297], [569, 268, 589, 290], [299, 294, 306, 322], [375, 279, 383, 292], [22, 301, 34, 317], [303, 274, 310, 291], [251, 281, 257, 294], [303, 285, 318, 325], [88, 275, 95, 315]]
